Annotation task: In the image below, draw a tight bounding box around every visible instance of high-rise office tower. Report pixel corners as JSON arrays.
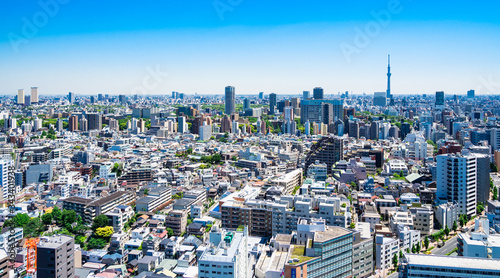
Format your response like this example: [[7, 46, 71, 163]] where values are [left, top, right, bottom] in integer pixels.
[[435, 91, 444, 106], [86, 113, 102, 130], [436, 154, 477, 218], [467, 89, 475, 99], [68, 115, 78, 131], [225, 86, 235, 115], [98, 94, 103, 101], [68, 92, 75, 103], [313, 87, 324, 100], [386, 55, 391, 98], [119, 94, 127, 104], [37, 235, 75, 278], [303, 91, 310, 100], [31, 87, 38, 103], [243, 98, 250, 111], [269, 93, 277, 115], [258, 92, 264, 99], [373, 92, 387, 106], [17, 89, 24, 105]]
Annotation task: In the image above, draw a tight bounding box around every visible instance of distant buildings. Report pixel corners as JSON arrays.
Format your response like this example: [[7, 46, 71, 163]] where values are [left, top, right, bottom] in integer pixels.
[[313, 87, 324, 99], [31, 87, 38, 103], [373, 92, 387, 107]]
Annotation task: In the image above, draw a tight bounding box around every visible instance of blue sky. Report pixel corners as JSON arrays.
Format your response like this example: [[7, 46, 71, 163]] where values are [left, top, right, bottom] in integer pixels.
[[1, 0, 500, 96]]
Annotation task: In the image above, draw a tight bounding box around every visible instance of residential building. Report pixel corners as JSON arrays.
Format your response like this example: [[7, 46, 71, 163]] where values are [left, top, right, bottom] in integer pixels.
[[37, 235, 75, 278]]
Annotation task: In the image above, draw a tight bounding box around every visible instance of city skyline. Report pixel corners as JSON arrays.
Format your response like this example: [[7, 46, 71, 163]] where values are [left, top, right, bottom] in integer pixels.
[[2, 1, 500, 95]]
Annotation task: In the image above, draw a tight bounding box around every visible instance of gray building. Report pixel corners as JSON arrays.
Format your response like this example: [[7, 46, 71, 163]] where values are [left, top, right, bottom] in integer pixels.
[[313, 87, 324, 99], [37, 235, 75, 278], [26, 163, 53, 185], [269, 93, 277, 115], [225, 86, 235, 115], [300, 99, 343, 124], [86, 113, 102, 130], [373, 92, 387, 107]]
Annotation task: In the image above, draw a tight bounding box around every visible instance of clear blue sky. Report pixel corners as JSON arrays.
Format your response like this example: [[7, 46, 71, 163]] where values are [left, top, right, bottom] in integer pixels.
[[1, 0, 500, 96]]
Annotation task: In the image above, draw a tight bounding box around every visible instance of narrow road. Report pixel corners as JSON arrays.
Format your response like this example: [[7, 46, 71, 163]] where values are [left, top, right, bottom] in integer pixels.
[[431, 236, 457, 256]]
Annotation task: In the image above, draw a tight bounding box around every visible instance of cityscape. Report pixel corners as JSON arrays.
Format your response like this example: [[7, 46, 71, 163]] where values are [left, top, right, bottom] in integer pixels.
[[2, 1, 500, 278]]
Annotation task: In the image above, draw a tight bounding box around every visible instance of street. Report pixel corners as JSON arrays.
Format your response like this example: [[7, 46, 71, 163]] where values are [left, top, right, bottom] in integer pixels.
[[386, 272, 399, 278], [431, 236, 458, 256]]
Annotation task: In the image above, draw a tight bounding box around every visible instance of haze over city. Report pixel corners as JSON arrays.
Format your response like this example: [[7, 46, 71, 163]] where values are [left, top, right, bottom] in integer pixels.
[[2, 0, 500, 95]]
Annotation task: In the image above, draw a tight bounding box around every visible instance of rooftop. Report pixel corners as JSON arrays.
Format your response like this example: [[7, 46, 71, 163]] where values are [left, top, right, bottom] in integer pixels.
[[404, 253, 500, 271]]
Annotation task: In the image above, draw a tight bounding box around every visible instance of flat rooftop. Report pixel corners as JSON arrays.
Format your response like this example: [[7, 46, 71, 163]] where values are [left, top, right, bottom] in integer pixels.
[[405, 254, 500, 271]]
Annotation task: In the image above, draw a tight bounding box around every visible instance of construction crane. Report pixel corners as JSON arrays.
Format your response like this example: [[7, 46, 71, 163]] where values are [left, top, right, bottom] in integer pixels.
[[25, 238, 39, 278]]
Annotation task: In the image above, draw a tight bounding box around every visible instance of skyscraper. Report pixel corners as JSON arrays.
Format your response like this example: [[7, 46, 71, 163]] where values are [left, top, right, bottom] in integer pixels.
[[17, 89, 24, 105], [178, 116, 187, 133], [386, 55, 391, 98], [269, 93, 277, 115], [303, 91, 310, 100], [258, 92, 264, 99], [225, 86, 235, 115], [69, 115, 78, 131], [467, 89, 475, 99], [68, 92, 75, 103], [0, 159, 13, 200], [243, 98, 250, 111], [313, 87, 324, 100], [31, 87, 38, 103], [435, 91, 445, 106]]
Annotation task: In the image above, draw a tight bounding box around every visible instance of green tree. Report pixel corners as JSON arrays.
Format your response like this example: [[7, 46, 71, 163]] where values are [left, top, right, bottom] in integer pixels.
[[452, 221, 458, 232], [95, 226, 114, 237], [444, 225, 450, 237], [41, 213, 53, 225], [62, 209, 77, 227], [491, 163, 498, 172], [392, 253, 398, 269], [52, 206, 62, 224], [411, 244, 416, 253], [424, 236, 429, 250], [92, 215, 109, 231], [399, 250, 403, 259], [87, 237, 107, 250], [166, 227, 174, 237], [416, 242, 421, 253], [13, 214, 30, 227]]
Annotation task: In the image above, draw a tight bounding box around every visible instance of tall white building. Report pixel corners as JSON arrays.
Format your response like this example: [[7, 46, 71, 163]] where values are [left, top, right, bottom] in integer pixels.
[[17, 89, 24, 105], [0, 159, 14, 200], [375, 234, 399, 270], [436, 154, 477, 218], [31, 87, 38, 103]]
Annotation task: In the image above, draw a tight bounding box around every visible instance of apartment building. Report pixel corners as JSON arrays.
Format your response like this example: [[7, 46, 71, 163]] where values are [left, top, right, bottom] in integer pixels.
[[198, 227, 248, 278], [63, 191, 135, 223], [105, 205, 135, 233], [37, 236, 75, 278], [136, 186, 172, 212], [375, 234, 399, 270], [265, 168, 303, 195], [436, 154, 477, 217], [0, 249, 8, 278], [165, 210, 187, 236]]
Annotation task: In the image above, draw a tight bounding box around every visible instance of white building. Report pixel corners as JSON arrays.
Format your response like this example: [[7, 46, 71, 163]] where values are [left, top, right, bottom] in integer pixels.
[[435, 202, 459, 229], [383, 159, 408, 176], [0, 159, 14, 200], [199, 124, 212, 141], [198, 227, 249, 278], [375, 234, 399, 270], [457, 217, 500, 259], [436, 154, 477, 218]]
